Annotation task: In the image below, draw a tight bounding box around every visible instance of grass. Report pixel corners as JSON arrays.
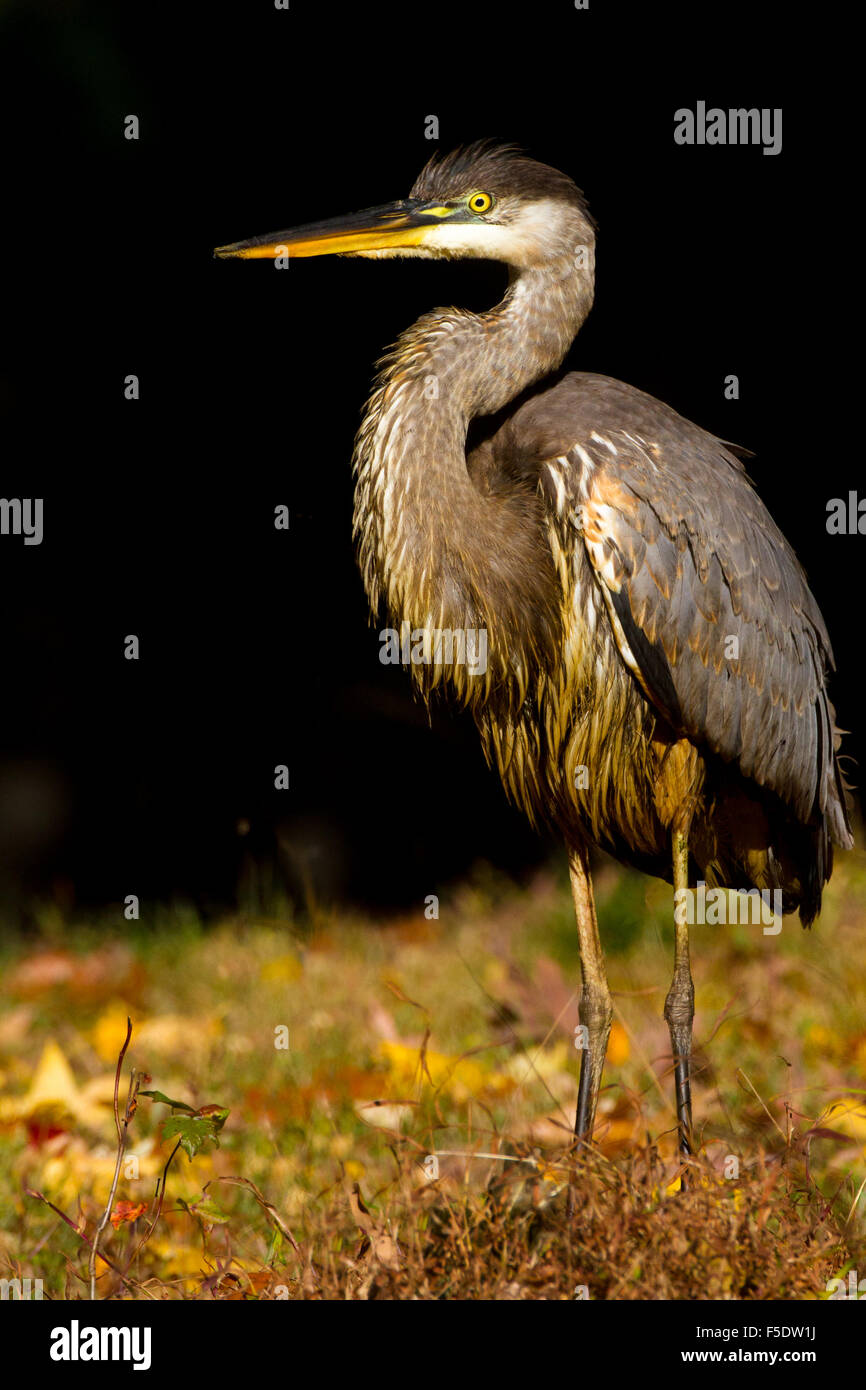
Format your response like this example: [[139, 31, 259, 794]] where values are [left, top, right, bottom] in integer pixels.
[[0, 847, 865, 1300]]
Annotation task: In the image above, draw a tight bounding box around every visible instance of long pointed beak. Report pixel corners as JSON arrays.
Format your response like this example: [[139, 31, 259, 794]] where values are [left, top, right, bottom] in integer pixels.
[[214, 198, 459, 260]]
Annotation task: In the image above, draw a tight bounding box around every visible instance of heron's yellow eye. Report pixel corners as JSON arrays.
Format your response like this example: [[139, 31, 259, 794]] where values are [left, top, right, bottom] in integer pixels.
[[467, 191, 494, 215]]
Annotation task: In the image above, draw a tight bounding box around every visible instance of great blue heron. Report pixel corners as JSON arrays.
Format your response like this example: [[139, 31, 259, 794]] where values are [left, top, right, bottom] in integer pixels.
[[216, 142, 853, 1163]]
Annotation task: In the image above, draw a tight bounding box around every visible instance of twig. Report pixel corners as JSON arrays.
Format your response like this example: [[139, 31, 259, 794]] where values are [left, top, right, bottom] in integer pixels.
[[121, 1138, 182, 1279], [846, 1173, 866, 1227], [215, 1175, 301, 1255], [89, 1018, 137, 1299], [24, 1188, 145, 1296], [736, 1067, 788, 1143]]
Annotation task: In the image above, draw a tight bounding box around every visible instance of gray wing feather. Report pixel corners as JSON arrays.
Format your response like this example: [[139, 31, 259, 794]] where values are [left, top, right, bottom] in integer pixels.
[[511, 372, 852, 845]]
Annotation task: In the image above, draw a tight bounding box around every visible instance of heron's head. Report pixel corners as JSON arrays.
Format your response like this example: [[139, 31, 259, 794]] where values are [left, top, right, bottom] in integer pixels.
[[214, 141, 595, 271]]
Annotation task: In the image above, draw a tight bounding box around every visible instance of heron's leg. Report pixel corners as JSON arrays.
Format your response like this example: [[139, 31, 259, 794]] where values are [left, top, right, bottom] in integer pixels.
[[570, 842, 612, 1146], [664, 824, 694, 1158]]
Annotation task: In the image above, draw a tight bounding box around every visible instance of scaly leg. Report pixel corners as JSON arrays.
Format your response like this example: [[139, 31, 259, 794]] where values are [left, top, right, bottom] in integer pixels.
[[664, 823, 694, 1158], [570, 841, 613, 1147]]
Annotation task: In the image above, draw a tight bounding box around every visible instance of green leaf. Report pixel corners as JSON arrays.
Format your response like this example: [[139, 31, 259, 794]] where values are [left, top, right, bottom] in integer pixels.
[[191, 1198, 230, 1225], [163, 1115, 223, 1160], [266, 1227, 283, 1265], [179, 1194, 230, 1225], [140, 1089, 197, 1114]]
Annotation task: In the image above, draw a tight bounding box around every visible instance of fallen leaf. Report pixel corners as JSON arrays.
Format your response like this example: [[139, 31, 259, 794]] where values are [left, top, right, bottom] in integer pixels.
[[0, 1041, 114, 1135], [259, 955, 303, 985], [110, 1200, 147, 1230]]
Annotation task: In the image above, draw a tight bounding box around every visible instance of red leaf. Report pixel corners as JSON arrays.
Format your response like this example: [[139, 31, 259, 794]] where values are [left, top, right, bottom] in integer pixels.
[[110, 1200, 148, 1230]]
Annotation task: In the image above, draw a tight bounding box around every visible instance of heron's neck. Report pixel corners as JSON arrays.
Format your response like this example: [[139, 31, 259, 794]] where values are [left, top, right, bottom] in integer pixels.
[[353, 259, 593, 703]]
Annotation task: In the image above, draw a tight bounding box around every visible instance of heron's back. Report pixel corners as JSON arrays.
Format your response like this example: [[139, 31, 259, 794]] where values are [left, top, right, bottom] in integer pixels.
[[471, 372, 852, 923]]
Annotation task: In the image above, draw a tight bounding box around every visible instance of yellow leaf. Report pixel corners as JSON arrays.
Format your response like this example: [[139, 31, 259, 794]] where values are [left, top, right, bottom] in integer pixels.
[[91, 1005, 224, 1066], [148, 1237, 210, 1278], [0, 1041, 81, 1127], [378, 1041, 489, 1099], [505, 1040, 572, 1086], [608, 1022, 630, 1066], [138, 1013, 223, 1056], [823, 1100, 866, 1142], [805, 1024, 846, 1063], [28, 1135, 160, 1208], [260, 955, 303, 985], [90, 1003, 138, 1063]]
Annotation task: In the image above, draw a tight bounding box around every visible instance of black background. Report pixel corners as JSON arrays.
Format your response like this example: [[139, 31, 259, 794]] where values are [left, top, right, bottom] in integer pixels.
[[0, 1, 859, 919]]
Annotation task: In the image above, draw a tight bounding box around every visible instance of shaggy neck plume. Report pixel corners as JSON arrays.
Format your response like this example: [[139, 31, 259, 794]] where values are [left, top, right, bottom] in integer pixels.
[[353, 256, 594, 706]]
